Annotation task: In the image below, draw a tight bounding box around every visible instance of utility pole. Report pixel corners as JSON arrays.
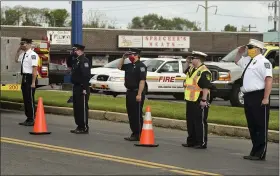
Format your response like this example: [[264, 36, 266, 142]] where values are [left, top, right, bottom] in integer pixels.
[[244, 24, 257, 32], [196, 0, 218, 31], [268, 1, 279, 31]]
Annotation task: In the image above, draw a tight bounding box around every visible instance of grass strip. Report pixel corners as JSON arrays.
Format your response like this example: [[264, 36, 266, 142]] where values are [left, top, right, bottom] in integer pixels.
[[1, 90, 278, 130]]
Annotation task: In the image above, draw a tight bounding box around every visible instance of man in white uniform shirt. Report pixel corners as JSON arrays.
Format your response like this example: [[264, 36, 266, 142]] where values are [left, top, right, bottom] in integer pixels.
[[15, 38, 39, 126], [235, 39, 273, 161]]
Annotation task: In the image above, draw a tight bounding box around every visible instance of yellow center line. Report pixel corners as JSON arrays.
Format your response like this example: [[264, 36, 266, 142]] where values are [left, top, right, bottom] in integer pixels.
[[1, 137, 221, 176]]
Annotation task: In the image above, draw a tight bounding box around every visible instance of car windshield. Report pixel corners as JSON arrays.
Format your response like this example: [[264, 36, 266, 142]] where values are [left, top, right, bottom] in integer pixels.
[[221, 47, 248, 62], [143, 60, 165, 72], [103, 58, 147, 68]]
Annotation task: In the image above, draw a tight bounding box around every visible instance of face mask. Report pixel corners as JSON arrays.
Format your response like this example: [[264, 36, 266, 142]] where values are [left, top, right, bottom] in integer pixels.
[[247, 48, 258, 59], [128, 55, 135, 63]]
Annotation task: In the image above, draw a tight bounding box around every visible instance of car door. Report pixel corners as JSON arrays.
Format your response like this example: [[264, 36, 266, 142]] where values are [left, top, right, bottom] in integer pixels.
[[156, 60, 182, 92]]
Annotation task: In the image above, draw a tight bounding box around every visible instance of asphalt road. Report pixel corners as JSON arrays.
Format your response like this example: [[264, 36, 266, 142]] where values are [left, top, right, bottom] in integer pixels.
[[1, 110, 279, 175]]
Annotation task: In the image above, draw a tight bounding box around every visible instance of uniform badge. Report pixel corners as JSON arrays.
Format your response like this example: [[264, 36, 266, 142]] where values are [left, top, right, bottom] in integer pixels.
[[140, 67, 145, 72], [84, 62, 89, 68], [264, 63, 271, 69], [31, 55, 36, 60], [197, 71, 201, 76]]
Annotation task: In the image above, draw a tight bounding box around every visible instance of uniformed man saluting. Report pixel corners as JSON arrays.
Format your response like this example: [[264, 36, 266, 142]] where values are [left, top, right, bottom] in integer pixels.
[[68, 44, 91, 134], [118, 48, 147, 141], [182, 51, 212, 149], [235, 39, 273, 161], [15, 38, 39, 126]]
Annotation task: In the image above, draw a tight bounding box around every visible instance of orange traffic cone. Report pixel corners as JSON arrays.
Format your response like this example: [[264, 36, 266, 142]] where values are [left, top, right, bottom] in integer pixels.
[[134, 106, 159, 147], [29, 97, 51, 135]]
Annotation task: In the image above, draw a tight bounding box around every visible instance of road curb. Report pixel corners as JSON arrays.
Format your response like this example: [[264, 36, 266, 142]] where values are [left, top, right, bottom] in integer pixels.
[[1, 100, 279, 143]]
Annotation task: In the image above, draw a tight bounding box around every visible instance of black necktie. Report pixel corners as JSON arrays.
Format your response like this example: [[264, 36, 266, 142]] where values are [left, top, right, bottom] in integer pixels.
[[20, 53, 26, 75]]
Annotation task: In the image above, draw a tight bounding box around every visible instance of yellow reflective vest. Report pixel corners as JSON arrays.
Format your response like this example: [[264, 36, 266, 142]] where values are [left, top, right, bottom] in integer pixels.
[[184, 65, 211, 101]]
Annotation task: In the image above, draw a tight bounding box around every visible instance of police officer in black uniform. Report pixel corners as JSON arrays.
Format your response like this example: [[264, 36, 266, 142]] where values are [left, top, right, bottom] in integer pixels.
[[118, 48, 147, 141], [15, 38, 39, 126], [67, 44, 91, 134]]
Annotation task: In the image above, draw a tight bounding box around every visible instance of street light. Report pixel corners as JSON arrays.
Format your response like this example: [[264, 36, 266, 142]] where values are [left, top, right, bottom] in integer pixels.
[[196, 0, 218, 31]]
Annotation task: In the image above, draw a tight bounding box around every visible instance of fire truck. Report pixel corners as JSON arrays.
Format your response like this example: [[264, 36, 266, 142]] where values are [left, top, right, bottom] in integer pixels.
[[1, 37, 50, 91]]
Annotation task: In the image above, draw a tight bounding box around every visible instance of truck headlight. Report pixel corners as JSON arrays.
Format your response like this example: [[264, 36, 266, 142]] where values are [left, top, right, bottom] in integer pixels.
[[218, 72, 231, 81], [108, 77, 123, 82]]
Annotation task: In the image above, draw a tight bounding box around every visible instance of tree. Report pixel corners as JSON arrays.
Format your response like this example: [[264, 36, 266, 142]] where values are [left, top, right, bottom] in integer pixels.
[[224, 24, 237, 32], [128, 13, 201, 31], [239, 25, 248, 32], [45, 9, 69, 27], [83, 10, 117, 29], [1, 7, 21, 25]]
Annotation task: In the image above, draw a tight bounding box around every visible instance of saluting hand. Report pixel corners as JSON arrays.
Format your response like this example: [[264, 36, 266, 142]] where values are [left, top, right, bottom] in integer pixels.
[[136, 94, 141, 102]]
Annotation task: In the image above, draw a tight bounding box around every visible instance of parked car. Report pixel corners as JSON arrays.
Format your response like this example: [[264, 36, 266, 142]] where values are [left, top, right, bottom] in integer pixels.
[[48, 63, 71, 85]]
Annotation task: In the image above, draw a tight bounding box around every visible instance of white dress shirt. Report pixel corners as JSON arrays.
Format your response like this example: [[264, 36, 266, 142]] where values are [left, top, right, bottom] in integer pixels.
[[18, 49, 39, 74], [237, 54, 273, 93]]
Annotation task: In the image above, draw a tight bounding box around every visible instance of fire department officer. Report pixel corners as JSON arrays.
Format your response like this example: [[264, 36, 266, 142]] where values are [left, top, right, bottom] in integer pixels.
[[68, 44, 91, 134], [15, 38, 39, 126], [182, 51, 212, 149], [235, 39, 272, 161], [118, 48, 147, 141]]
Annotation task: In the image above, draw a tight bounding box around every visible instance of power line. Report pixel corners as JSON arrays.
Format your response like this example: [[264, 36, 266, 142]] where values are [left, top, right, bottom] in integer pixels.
[[244, 24, 257, 32], [89, 2, 192, 12], [213, 13, 266, 19]]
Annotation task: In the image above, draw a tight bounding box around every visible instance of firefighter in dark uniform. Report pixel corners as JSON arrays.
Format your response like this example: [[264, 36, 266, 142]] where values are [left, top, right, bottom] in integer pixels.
[[118, 48, 147, 141], [68, 44, 91, 134], [235, 39, 272, 160], [182, 51, 212, 149], [15, 38, 39, 126]]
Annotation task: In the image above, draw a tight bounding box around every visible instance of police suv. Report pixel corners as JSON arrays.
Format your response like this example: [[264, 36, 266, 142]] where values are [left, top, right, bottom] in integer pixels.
[[90, 56, 190, 99]]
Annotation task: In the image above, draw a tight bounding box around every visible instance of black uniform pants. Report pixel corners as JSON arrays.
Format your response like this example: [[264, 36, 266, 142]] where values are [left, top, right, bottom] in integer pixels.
[[21, 74, 37, 122], [126, 90, 145, 137], [243, 89, 269, 159], [186, 100, 209, 146], [73, 85, 90, 129]]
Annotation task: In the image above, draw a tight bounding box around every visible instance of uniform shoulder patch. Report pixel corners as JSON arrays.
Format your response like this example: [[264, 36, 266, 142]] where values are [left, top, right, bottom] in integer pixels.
[[206, 72, 211, 81], [140, 67, 146, 72], [264, 63, 271, 69], [84, 62, 89, 68], [31, 55, 36, 60]]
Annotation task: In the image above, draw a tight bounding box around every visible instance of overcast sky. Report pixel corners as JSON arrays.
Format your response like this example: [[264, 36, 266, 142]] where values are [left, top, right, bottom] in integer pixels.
[[1, 1, 277, 32]]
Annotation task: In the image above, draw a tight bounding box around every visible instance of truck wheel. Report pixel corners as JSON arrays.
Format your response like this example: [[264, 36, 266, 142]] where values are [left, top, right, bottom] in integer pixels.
[[173, 93, 184, 100], [230, 84, 244, 107], [90, 88, 99, 94], [112, 93, 118, 98]]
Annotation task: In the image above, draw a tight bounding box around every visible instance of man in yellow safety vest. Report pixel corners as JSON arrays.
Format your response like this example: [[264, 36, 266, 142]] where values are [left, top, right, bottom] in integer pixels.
[[182, 51, 212, 149]]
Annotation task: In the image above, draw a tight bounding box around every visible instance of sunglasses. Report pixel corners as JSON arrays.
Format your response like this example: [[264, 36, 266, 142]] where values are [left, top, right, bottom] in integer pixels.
[[247, 45, 256, 49], [20, 42, 26, 45]]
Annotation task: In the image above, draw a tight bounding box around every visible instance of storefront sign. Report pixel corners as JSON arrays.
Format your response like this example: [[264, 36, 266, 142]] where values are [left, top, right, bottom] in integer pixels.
[[117, 35, 190, 49], [118, 35, 142, 48], [47, 31, 71, 45], [142, 36, 190, 48]]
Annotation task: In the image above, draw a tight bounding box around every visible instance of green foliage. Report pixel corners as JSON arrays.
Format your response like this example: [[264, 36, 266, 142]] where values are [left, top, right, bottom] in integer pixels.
[[224, 24, 237, 32], [128, 13, 201, 31], [1, 90, 278, 130]]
